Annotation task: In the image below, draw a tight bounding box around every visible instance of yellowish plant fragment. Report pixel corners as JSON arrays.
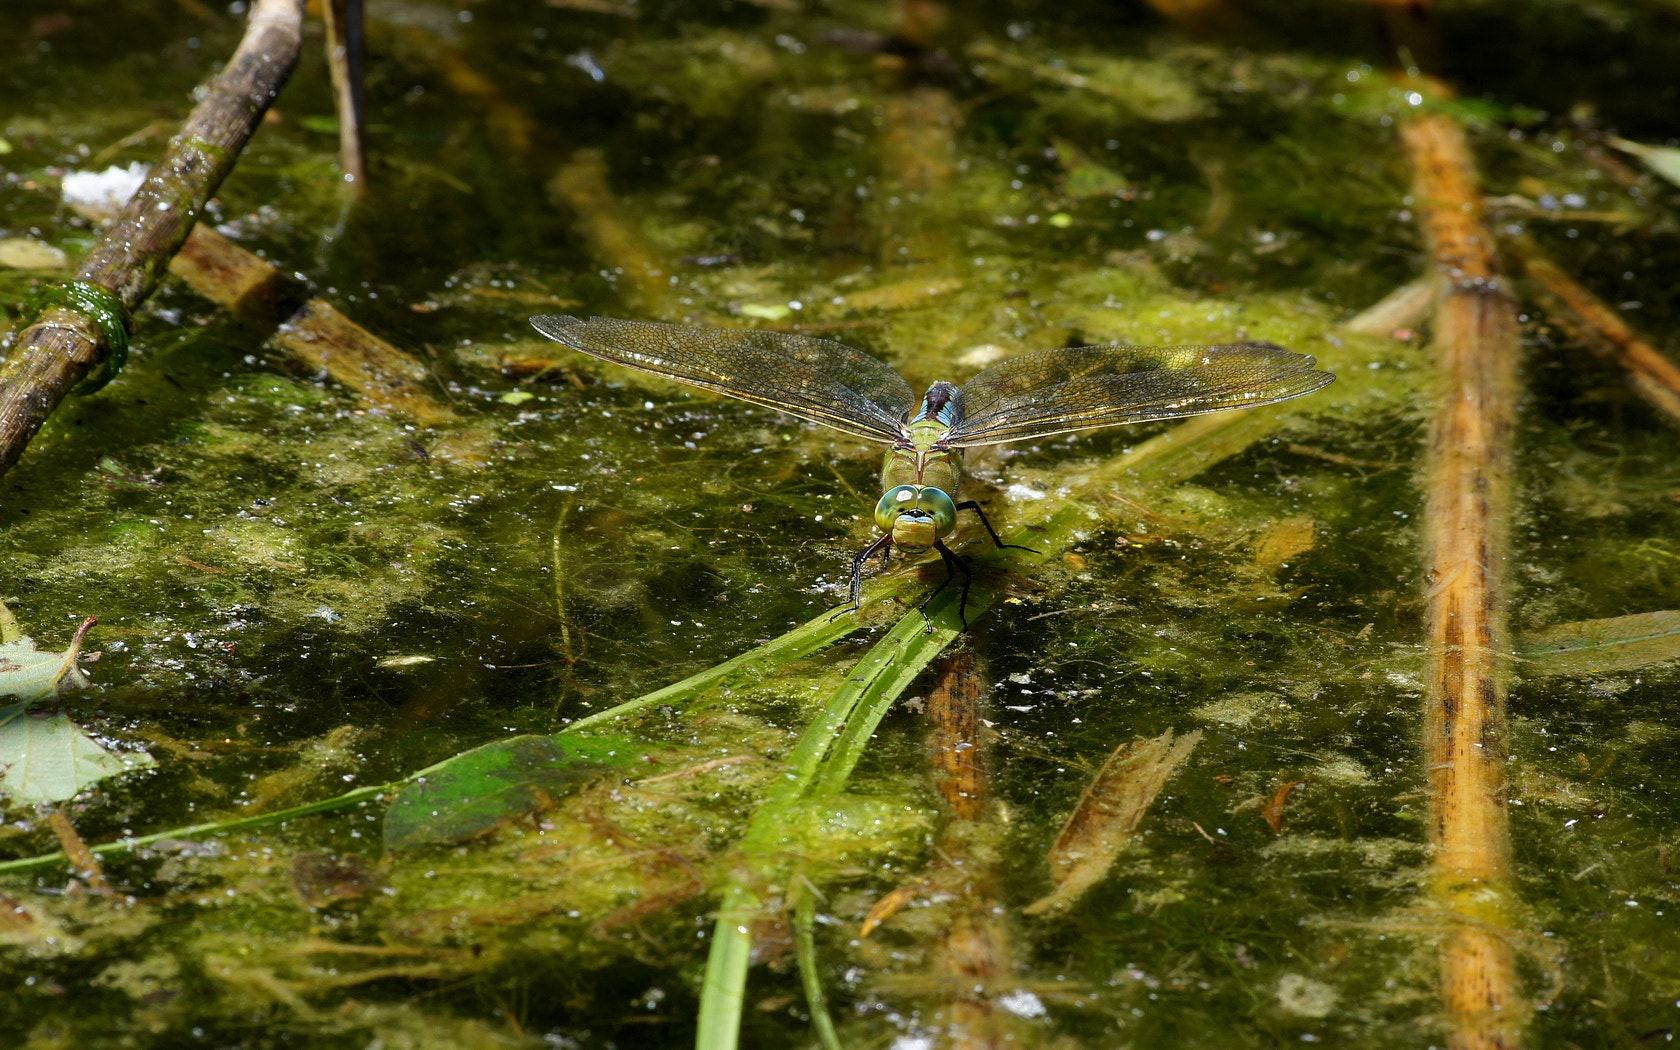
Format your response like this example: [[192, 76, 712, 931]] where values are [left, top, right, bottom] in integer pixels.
[[1023, 728, 1200, 916], [1252, 516, 1317, 575]]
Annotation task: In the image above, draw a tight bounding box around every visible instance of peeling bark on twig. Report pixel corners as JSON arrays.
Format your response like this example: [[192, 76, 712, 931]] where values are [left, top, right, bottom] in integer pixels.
[[1400, 112, 1523, 1050], [0, 0, 305, 479], [922, 652, 1020, 1050]]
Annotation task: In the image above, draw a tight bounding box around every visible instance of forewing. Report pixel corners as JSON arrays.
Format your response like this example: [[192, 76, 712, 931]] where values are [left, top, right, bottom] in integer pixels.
[[530, 316, 915, 443], [948, 343, 1334, 446]]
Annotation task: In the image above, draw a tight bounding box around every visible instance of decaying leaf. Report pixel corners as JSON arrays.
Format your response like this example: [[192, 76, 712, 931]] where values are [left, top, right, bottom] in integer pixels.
[[1519, 609, 1680, 677], [383, 734, 633, 851], [0, 237, 69, 270], [0, 711, 156, 806], [860, 883, 925, 938], [0, 616, 97, 709], [1023, 728, 1200, 916], [291, 851, 387, 909], [1053, 136, 1131, 200], [0, 616, 153, 806]]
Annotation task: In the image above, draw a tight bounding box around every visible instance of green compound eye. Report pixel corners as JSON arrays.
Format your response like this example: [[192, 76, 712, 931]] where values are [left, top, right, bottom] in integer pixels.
[[873, 485, 957, 536], [874, 485, 920, 530]]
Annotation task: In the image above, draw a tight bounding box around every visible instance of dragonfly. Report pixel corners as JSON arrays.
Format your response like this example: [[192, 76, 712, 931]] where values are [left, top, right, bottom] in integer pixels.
[[530, 315, 1334, 626]]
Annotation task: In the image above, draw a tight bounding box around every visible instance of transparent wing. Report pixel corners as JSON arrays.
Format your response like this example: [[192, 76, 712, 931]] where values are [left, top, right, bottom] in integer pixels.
[[530, 315, 916, 443], [948, 342, 1334, 447]]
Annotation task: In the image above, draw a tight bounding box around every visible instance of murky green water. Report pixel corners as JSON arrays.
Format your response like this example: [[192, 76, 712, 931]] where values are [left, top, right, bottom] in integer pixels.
[[3, 1, 1680, 1047]]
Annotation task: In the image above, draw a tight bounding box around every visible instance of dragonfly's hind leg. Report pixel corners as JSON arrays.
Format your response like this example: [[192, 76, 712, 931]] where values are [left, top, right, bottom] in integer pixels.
[[833, 532, 894, 621], [955, 500, 1037, 553], [919, 540, 973, 631]]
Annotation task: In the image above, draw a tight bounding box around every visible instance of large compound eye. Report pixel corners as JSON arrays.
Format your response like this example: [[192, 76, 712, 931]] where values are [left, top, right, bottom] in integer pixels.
[[919, 486, 958, 535], [874, 485, 921, 530]]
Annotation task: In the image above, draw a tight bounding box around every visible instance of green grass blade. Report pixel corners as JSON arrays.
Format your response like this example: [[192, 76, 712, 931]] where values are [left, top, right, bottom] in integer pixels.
[[0, 603, 869, 878], [794, 886, 843, 1050], [696, 883, 756, 1050]]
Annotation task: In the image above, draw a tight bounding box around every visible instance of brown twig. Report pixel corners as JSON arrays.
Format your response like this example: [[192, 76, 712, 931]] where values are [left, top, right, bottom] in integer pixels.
[[323, 0, 368, 190], [1399, 112, 1523, 1050], [1504, 233, 1680, 427], [46, 809, 112, 895], [0, 0, 305, 480]]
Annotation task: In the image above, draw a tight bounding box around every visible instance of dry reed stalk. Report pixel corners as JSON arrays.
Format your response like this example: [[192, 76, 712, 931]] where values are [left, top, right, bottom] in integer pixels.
[[0, 0, 305, 479], [926, 649, 988, 822], [1400, 112, 1523, 1050], [853, 652, 1024, 1050], [1343, 274, 1442, 336], [46, 810, 111, 896], [323, 0, 368, 190], [1505, 234, 1680, 427]]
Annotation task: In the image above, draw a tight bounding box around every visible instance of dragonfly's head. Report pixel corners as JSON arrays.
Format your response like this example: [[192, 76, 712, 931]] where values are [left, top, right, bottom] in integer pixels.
[[874, 485, 957, 555]]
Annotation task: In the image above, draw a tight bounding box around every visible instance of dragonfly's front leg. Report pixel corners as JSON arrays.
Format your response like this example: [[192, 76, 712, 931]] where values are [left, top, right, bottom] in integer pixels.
[[833, 532, 895, 621], [919, 539, 973, 631], [955, 500, 1037, 554]]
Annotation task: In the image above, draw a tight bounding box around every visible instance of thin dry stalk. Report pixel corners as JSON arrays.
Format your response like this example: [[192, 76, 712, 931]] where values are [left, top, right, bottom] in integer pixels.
[[323, 0, 368, 189], [46, 810, 112, 896], [0, 0, 305, 479], [1343, 274, 1442, 336], [1505, 234, 1680, 427], [1400, 112, 1523, 1050], [921, 651, 1021, 1050]]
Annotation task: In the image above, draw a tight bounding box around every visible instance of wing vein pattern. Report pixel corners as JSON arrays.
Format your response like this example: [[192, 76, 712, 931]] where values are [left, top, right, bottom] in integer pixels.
[[530, 315, 915, 443], [948, 343, 1333, 446]]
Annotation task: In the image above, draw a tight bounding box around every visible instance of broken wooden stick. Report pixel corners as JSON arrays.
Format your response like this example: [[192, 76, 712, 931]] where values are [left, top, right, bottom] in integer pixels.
[[0, 0, 305, 479], [1400, 111, 1523, 1050], [171, 227, 452, 423]]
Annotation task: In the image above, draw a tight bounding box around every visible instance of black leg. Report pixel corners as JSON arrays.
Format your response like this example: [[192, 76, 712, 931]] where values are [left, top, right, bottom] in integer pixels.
[[955, 500, 1036, 553], [919, 539, 973, 631], [833, 532, 894, 621]]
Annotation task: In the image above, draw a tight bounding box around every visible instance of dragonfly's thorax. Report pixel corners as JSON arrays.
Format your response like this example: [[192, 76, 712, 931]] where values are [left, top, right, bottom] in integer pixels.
[[885, 381, 964, 499], [874, 484, 957, 555]]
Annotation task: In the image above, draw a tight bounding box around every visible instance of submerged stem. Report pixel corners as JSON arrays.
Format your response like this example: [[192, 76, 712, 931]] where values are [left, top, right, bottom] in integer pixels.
[[1401, 110, 1523, 1050], [794, 887, 844, 1050]]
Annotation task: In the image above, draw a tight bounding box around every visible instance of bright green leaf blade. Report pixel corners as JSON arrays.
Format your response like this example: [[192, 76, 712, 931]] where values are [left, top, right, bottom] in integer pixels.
[[0, 711, 155, 806], [383, 733, 633, 851]]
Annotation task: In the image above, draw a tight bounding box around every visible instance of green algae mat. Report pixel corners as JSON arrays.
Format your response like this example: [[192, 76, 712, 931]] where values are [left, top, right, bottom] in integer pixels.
[[4, 1, 1680, 1047]]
